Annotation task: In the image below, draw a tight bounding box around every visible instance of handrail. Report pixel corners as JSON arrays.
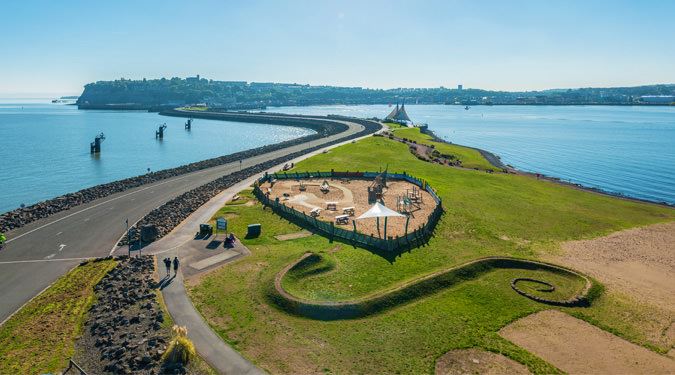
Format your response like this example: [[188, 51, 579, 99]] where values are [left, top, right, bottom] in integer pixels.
[[64, 359, 88, 375]]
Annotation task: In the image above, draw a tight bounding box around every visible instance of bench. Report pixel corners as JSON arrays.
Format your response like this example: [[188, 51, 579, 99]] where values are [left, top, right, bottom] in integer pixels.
[[335, 214, 350, 225], [310, 208, 321, 217], [342, 206, 355, 216], [326, 202, 338, 211]]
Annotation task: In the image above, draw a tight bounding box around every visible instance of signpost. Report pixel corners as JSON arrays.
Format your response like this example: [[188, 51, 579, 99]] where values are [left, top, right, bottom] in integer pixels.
[[216, 217, 227, 237]]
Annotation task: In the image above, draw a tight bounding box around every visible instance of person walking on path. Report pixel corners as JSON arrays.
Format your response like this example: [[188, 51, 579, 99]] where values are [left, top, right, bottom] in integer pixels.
[[0, 233, 6, 249], [173, 256, 180, 276], [163, 257, 171, 276]]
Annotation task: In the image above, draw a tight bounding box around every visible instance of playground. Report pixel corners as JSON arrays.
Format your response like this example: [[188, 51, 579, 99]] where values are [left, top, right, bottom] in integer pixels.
[[258, 174, 436, 238]]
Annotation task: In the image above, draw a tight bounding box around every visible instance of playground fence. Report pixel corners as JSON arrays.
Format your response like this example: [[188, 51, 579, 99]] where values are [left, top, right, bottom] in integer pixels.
[[253, 171, 443, 252]]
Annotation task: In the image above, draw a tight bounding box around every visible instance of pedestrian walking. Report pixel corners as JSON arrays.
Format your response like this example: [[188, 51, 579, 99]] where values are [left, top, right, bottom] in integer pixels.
[[163, 257, 171, 276], [173, 256, 180, 276]]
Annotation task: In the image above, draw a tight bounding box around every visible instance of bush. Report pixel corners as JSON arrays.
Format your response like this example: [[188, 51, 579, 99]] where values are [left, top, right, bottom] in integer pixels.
[[163, 325, 196, 365]]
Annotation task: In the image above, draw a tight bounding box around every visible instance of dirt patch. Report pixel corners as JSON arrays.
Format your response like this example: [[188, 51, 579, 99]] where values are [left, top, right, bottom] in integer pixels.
[[274, 230, 313, 241], [551, 221, 675, 312], [500, 310, 675, 374], [435, 348, 530, 375]]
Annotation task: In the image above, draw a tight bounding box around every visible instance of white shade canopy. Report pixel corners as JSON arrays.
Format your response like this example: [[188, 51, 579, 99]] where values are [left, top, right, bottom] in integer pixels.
[[356, 202, 405, 219]]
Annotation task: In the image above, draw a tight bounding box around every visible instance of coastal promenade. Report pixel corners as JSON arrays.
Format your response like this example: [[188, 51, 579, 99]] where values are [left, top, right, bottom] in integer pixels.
[[0, 113, 369, 325]]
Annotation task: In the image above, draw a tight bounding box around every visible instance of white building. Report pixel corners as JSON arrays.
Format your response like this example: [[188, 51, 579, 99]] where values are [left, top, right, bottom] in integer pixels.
[[640, 95, 674, 104]]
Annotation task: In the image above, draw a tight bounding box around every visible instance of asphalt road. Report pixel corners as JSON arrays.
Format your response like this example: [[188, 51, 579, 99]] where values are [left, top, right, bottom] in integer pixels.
[[0, 114, 365, 324]]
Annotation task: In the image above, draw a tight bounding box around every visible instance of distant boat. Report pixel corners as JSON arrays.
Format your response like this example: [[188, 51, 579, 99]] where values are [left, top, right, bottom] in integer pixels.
[[465, 106, 470, 110]]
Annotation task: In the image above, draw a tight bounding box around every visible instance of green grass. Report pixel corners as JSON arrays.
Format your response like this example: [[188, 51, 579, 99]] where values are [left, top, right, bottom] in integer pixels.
[[0, 259, 116, 374], [382, 121, 407, 129], [188, 135, 675, 374], [179, 106, 209, 111], [391, 127, 497, 170]]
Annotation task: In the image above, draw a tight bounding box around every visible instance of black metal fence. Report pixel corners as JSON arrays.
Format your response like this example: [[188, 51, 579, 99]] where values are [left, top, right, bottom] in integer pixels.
[[253, 171, 443, 251]]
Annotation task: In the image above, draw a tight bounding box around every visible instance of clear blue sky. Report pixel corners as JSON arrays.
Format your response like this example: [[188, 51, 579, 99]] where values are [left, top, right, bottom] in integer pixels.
[[2, 0, 674, 96]]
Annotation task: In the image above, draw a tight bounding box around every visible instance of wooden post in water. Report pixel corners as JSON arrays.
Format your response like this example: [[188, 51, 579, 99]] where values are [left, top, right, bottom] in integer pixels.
[[156, 123, 167, 139], [90, 133, 105, 153]]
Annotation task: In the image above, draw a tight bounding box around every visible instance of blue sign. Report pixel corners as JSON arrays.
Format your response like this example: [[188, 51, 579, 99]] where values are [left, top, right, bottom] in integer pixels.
[[216, 218, 227, 231]]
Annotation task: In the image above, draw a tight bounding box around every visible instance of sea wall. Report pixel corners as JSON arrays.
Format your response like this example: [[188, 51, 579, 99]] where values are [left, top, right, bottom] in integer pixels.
[[0, 113, 377, 233]]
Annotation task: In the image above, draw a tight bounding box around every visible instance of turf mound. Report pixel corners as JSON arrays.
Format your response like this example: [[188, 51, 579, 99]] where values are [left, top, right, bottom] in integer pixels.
[[269, 254, 598, 320]]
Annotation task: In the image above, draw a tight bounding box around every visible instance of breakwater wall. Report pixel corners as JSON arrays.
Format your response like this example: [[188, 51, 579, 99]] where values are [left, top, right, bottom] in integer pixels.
[[0, 113, 379, 233], [119, 117, 382, 245]]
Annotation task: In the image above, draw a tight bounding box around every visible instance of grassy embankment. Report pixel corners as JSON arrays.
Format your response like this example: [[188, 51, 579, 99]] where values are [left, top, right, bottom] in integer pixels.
[[0, 259, 116, 374], [391, 126, 497, 170], [189, 135, 675, 374], [178, 106, 209, 111]]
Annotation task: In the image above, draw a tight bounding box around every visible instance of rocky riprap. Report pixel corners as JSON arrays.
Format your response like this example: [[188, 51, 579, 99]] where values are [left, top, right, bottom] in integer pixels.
[[75, 256, 180, 374], [0, 113, 356, 233], [119, 117, 382, 246]]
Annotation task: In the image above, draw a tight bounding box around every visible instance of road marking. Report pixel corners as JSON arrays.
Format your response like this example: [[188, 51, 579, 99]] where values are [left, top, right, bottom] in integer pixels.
[[84, 218, 90, 222], [0, 257, 92, 265], [56, 231, 63, 236], [109, 207, 115, 210], [58, 244, 66, 252], [5, 172, 198, 244], [44, 253, 56, 260]]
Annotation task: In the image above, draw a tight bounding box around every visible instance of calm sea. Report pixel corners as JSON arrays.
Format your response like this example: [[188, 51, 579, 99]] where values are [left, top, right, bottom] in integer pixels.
[[268, 104, 675, 205], [0, 100, 314, 213]]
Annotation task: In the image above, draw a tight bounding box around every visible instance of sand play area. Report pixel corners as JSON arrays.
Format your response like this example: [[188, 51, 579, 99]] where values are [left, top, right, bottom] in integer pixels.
[[500, 310, 675, 374], [551, 221, 675, 312], [259, 178, 436, 238], [435, 348, 530, 375]]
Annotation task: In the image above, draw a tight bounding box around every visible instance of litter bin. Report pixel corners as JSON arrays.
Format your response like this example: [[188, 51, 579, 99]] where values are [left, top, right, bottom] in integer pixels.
[[247, 223, 261, 238], [199, 223, 213, 236]]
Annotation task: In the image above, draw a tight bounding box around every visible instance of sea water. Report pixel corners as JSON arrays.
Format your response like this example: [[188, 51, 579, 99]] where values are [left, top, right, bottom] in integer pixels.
[[268, 104, 675, 205], [0, 100, 314, 213]]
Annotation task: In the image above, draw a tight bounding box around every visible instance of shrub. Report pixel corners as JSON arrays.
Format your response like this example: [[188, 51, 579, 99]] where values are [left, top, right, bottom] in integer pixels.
[[163, 325, 196, 365]]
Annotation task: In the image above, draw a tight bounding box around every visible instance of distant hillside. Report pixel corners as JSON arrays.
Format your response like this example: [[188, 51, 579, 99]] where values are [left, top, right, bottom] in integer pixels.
[[77, 76, 675, 110]]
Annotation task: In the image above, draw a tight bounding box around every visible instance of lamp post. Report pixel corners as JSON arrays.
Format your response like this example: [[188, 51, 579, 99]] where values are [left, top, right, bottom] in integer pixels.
[[126, 219, 130, 257]]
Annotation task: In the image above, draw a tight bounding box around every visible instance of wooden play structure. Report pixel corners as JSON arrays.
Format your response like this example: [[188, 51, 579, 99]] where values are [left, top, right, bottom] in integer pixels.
[[397, 185, 423, 215], [367, 170, 388, 204]]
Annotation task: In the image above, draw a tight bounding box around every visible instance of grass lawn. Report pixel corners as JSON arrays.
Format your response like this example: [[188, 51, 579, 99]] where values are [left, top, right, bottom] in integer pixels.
[[0, 259, 116, 374], [382, 121, 407, 129], [189, 135, 675, 374], [179, 106, 209, 111], [392, 127, 497, 170]]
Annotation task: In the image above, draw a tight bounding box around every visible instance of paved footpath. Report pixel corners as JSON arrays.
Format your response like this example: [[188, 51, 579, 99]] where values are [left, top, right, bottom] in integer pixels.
[[116, 125, 383, 374]]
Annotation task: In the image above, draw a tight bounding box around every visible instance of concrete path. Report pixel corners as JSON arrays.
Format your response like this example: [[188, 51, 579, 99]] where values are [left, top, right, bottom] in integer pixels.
[[160, 250, 264, 375]]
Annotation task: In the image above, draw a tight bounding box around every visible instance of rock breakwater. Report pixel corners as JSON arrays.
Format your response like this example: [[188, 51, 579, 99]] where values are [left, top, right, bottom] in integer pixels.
[[75, 256, 181, 374]]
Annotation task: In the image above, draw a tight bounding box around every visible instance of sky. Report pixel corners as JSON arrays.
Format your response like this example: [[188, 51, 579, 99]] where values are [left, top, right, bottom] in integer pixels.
[[1, 0, 674, 96]]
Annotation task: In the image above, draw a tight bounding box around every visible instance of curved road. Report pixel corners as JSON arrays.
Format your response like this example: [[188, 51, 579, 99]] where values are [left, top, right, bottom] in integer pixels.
[[0, 114, 366, 324]]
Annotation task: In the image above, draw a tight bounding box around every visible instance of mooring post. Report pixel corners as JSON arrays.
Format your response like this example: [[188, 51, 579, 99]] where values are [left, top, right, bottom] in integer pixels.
[[90, 133, 105, 153]]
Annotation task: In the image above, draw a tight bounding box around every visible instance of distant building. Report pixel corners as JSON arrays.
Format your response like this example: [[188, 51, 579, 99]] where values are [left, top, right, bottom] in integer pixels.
[[640, 95, 674, 104], [186, 74, 201, 83], [385, 101, 412, 124], [457, 84, 463, 91]]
